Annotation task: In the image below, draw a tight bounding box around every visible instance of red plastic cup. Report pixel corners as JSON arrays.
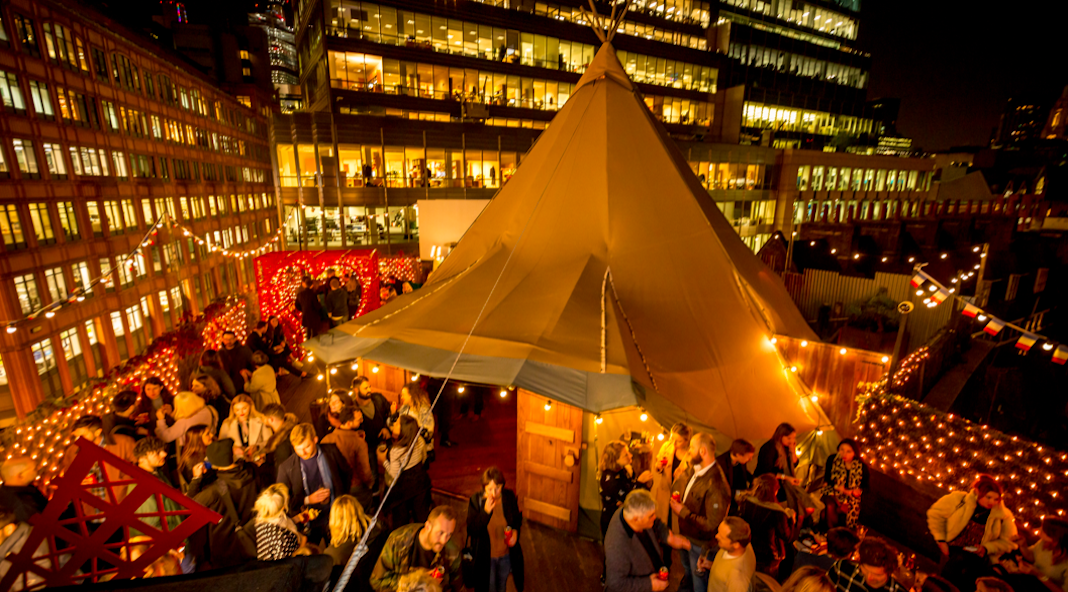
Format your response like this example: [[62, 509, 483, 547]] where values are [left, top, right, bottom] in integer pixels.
[[671, 491, 681, 503], [658, 567, 669, 581], [430, 567, 444, 580]]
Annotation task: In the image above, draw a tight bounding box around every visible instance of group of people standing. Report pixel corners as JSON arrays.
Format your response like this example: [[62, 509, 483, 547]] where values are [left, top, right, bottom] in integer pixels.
[[599, 420, 1068, 592]]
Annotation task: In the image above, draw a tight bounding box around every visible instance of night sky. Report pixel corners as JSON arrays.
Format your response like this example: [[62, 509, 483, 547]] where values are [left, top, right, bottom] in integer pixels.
[[860, 0, 1065, 152]]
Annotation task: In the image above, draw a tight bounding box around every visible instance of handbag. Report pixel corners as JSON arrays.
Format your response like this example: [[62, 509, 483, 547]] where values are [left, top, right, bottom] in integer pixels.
[[460, 534, 477, 585], [216, 482, 258, 560]]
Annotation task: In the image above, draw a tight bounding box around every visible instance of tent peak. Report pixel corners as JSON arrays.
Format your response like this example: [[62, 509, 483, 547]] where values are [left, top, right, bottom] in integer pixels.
[[575, 43, 635, 93]]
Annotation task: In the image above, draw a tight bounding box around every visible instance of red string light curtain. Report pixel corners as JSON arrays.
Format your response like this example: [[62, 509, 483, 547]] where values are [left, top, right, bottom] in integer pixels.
[[0, 438, 221, 589], [254, 250, 382, 345]]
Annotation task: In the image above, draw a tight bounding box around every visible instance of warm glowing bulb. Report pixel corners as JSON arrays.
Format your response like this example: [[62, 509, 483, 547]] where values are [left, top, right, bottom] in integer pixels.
[[307, 355, 315, 362], [639, 411, 648, 422], [413, 373, 421, 380], [329, 367, 338, 375], [801, 340, 808, 347], [790, 366, 798, 373], [372, 365, 380, 374], [1042, 343, 1054, 351], [830, 248, 837, 254], [769, 337, 777, 344], [839, 348, 847, 355], [940, 253, 947, 259], [978, 315, 987, 322], [973, 246, 980, 252], [657, 432, 665, 441], [316, 374, 324, 381], [499, 389, 508, 398], [595, 415, 603, 424], [5, 326, 16, 334], [544, 401, 552, 411], [929, 284, 938, 292], [881, 356, 889, 363], [457, 385, 465, 393], [916, 290, 924, 296], [810, 395, 819, 402], [908, 257, 915, 262]]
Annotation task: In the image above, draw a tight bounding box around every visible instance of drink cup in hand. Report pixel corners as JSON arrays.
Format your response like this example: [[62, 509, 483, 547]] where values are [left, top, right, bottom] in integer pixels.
[[671, 491, 681, 503], [657, 567, 669, 581]]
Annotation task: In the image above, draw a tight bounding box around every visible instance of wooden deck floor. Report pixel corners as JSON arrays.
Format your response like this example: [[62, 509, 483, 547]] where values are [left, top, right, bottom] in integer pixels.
[[278, 368, 613, 592]]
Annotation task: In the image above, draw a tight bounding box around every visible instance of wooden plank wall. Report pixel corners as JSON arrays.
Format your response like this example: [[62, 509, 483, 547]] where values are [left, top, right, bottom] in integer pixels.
[[775, 336, 889, 437]]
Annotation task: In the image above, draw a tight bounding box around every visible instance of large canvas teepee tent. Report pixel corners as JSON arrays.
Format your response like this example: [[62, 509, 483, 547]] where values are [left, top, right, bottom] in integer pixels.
[[306, 43, 822, 440]]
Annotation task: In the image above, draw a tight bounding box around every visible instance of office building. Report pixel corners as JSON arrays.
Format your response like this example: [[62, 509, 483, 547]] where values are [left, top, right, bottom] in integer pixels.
[[0, 0, 277, 422], [249, 2, 302, 112], [276, 0, 883, 253]]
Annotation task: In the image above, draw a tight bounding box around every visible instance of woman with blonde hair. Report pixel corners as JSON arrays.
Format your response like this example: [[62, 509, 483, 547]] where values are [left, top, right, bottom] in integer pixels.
[[325, 495, 372, 566], [652, 422, 692, 528], [598, 440, 651, 538], [219, 394, 273, 460], [254, 483, 306, 561], [781, 566, 835, 592]]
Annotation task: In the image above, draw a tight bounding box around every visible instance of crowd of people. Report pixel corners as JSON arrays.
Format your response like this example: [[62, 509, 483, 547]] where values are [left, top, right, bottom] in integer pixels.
[[0, 312, 517, 592], [295, 269, 418, 339], [600, 422, 1068, 592], [3, 294, 1067, 592]]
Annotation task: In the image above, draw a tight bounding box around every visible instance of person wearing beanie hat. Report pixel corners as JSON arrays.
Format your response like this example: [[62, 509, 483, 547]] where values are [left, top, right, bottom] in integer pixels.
[[206, 439, 235, 468], [155, 391, 218, 445]]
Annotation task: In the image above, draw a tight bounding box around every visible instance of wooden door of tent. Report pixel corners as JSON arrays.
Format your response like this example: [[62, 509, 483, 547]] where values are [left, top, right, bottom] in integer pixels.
[[516, 389, 583, 533]]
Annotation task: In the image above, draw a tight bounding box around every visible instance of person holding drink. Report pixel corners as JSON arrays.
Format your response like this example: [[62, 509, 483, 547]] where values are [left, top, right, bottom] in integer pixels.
[[653, 422, 693, 531], [466, 467, 524, 592]]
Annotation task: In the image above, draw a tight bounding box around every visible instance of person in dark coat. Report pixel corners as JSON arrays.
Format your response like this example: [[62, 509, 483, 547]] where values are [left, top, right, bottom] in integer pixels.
[[324, 277, 349, 328], [345, 275, 362, 319], [352, 375, 393, 475], [716, 439, 756, 511], [599, 440, 652, 538], [248, 320, 306, 377], [186, 439, 260, 572], [218, 330, 254, 391], [103, 390, 143, 440], [604, 489, 691, 592], [739, 474, 793, 578], [466, 467, 525, 592], [0, 457, 50, 523], [276, 423, 353, 546], [295, 276, 326, 338]]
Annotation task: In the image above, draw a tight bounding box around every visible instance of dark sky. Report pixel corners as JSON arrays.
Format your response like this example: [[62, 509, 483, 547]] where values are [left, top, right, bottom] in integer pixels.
[[859, 0, 1065, 151]]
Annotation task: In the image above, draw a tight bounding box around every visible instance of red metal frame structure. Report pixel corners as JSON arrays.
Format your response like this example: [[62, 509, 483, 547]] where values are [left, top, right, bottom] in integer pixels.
[[0, 438, 221, 589]]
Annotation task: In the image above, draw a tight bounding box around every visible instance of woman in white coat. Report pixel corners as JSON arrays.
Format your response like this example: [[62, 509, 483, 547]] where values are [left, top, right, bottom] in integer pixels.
[[219, 394, 274, 460], [927, 473, 1017, 590]]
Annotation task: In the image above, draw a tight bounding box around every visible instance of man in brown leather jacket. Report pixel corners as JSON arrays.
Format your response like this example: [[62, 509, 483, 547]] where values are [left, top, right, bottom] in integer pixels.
[[669, 432, 731, 592]]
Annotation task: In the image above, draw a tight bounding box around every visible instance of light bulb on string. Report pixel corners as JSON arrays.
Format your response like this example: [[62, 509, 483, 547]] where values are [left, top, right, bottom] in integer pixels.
[[457, 385, 465, 394], [595, 414, 603, 425], [544, 400, 552, 411], [639, 409, 648, 422]]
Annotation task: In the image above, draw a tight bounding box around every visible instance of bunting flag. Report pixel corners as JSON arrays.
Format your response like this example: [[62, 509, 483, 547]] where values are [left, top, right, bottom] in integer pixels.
[[932, 289, 949, 304], [962, 303, 981, 318], [910, 272, 925, 287], [1054, 345, 1068, 365], [1016, 333, 1038, 352], [984, 318, 1006, 336]]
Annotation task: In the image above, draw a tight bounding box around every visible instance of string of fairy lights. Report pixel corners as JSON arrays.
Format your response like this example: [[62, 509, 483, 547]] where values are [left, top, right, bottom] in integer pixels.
[[1, 211, 289, 335], [909, 267, 1067, 364]]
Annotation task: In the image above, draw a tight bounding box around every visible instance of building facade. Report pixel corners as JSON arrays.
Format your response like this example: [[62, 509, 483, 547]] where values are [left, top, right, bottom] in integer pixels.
[[0, 0, 277, 422], [249, 2, 302, 113], [276, 0, 883, 253]]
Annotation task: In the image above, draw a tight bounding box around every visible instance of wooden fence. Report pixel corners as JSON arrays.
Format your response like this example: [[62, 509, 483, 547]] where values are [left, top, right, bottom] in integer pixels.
[[775, 335, 889, 437], [785, 269, 955, 354]]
